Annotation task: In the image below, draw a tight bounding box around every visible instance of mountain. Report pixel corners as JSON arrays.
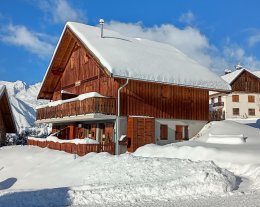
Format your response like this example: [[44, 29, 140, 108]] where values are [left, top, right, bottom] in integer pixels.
[[0, 80, 47, 130]]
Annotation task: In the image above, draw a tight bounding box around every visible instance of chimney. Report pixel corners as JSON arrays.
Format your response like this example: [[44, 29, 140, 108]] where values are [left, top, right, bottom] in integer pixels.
[[224, 69, 232, 75], [99, 19, 105, 38], [235, 64, 243, 70]]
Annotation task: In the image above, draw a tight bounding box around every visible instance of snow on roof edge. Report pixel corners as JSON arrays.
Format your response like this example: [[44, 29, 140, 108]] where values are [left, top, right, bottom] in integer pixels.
[[113, 74, 231, 92], [39, 21, 231, 96]]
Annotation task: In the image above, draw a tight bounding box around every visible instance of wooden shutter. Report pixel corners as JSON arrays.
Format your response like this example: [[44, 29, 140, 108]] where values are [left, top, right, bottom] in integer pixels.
[[160, 124, 168, 140]]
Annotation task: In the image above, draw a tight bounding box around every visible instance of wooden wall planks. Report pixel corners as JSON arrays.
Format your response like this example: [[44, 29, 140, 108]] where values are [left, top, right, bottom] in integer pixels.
[[42, 31, 209, 121], [119, 79, 209, 121], [231, 70, 260, 93]]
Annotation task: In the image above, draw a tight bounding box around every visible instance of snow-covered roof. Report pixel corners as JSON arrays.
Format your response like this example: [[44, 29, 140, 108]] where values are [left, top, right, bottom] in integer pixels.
[[221, 69, 245, 84], [252, 71, 260, 78], [221, 69, 260, 84], [42, 22, 231, 92]]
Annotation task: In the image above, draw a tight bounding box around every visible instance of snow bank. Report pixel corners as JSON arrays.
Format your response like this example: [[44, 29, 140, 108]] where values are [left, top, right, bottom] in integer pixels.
[[134, 120, 260, 189], [0, 146, 236, 206]]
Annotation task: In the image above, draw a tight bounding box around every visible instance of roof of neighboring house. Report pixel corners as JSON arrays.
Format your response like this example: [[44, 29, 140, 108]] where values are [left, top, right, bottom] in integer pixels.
[[252, 71, 260, 78], [221, 68, 260, 85], [39, 22, 230, 96], [0, 85, 17, 133], [221, 69, 245, 84]]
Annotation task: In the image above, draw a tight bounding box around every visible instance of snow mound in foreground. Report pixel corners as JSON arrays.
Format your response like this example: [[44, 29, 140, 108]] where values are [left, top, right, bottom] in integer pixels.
[[134, 120, 260, 190], [0, 146, 236, 206]]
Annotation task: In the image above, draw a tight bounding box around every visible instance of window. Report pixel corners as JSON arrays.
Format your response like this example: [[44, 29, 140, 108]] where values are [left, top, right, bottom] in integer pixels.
[[160, 124, 168, 140], [248, 95, 255, 103], [218, 96, 222, 103], [211, 98, 214, 104], [232, 95, 239, 102], [249, 108, 255, 116], [233, 108, 240, 115]]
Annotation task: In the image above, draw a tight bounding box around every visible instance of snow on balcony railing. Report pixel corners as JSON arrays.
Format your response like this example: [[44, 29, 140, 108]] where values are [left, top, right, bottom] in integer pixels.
[[36, 92, 106, 109], [27, 136, 115, 155]]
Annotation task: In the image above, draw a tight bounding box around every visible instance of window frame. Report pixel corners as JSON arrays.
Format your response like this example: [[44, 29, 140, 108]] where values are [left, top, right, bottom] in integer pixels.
[[233, 108, 240, 115], [248, 95, 255, 103], [232, 95, 239, 102], [160, 124, 168, 140], [248, 108, 255, 116]]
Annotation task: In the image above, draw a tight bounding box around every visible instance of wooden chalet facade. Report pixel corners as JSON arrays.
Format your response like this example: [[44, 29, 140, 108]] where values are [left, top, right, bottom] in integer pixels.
[[210, 67, 260, 120], [36, 22, 230, 154], [0, 85, 16, 146]]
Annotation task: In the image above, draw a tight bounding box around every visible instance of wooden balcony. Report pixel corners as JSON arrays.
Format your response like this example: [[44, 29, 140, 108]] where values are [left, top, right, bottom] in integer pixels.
[[36, 97, 116, 120]]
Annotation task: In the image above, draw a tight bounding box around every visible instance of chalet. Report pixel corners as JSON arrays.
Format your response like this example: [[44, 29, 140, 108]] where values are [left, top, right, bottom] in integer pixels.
[[209, 65, 260, 120], [36, 22, 230, 154], [0, 85, 16, 146]]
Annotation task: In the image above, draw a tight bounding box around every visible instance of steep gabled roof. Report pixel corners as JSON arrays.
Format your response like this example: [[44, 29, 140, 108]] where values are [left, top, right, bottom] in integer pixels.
[[0, 85, 17, 133], [222, 69, 260, 85], [39, 22, 230, 99]]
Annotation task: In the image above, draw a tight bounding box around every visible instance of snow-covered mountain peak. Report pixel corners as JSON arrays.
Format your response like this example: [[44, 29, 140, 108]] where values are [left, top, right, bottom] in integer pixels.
[[0, 80, 47, 129]]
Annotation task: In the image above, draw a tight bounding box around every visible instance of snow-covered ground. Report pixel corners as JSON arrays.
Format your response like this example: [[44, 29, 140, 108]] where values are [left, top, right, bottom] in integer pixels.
[[0, 120, 260, 206]]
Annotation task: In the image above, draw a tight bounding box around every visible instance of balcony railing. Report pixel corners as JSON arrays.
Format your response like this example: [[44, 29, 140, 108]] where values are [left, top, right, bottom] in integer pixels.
[[36, 97, 116, 120], [212, 102, 224, 107]]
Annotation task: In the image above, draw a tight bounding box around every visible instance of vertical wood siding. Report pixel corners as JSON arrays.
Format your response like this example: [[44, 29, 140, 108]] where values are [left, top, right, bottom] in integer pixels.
[[231, 70, 260, 93], [45, 34, 209, 121], [118, 79, 209, 121]]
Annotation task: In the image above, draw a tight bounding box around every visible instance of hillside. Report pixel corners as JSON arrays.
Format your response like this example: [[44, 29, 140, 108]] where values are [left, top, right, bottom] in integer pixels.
[[0, 80, 47, 130]]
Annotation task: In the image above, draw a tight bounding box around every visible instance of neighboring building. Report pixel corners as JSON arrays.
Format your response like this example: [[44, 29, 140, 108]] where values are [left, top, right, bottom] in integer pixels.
[[36, 22, 230, 153], [209, 65, 260, 120], [0, 85, 17, 146]]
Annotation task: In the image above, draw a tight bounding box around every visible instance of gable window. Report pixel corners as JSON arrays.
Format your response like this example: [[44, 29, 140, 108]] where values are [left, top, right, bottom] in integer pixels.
[[160, 124, 168, 140], [249, 108, 255, 116], [232, 95, 239, 102], [233, 108, 240, 115], [248, 95, 255, 103]]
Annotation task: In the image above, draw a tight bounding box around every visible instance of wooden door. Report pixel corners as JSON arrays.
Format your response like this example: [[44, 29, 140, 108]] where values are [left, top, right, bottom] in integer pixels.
[[127, 117, 155, 152]]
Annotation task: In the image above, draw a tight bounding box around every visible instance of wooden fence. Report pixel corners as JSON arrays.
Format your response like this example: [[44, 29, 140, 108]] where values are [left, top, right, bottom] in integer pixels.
[[27, 139, 115, 156]]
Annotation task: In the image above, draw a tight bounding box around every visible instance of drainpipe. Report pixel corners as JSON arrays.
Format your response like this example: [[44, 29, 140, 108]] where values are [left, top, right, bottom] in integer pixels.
[[116, 78, 129, 155]]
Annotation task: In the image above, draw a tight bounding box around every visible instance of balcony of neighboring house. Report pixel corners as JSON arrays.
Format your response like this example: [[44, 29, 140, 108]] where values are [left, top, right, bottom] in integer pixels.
[[36, 92, 116, 122], [212, 102, 224, 107]]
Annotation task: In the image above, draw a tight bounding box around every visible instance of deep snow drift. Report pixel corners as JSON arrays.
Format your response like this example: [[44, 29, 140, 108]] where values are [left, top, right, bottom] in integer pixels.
[[134, 120, 260, 190], [0, 145, 236, 206], [1, 120, 260, 206]]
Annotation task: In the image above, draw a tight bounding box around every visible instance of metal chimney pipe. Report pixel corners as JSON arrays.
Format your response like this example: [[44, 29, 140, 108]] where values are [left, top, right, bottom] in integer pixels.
[[99, 19, 104, 38]]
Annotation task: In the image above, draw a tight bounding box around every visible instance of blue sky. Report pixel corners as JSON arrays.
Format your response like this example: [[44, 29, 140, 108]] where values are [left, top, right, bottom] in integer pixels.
[[1, 0, 260, 84]]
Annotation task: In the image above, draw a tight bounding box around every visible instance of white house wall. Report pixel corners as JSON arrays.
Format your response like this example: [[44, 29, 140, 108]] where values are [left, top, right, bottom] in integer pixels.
[[155, 118, 207, 145], [210, 93, 260, 119], [225, 93, 260, 119]]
